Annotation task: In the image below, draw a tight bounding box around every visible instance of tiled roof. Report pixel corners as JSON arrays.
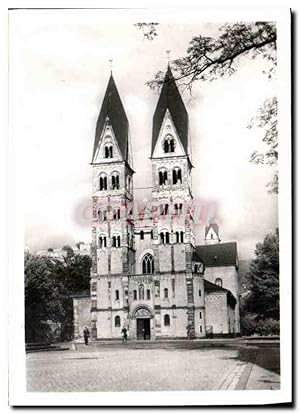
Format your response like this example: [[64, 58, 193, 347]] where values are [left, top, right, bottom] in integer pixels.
[[196, 242, 238, 267], [151, 66, 188, 157], [93, 74, 129, 162]]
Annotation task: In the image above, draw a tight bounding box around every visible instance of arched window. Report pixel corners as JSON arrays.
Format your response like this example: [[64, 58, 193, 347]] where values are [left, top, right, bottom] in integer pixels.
[[142, 253, 154, 274], [160, 231, 170, 245], [133, 290, 137, 300], [173, 167, 182, 185], [146, 289, 151, 300], [166, 232, 170, 244], [112, 235, 121, 248], [163, 135, 176, 153], [159, 170, 168, 186], [115, 315, 120, 327], [113, 208, 120, 220], [111, 174, 120, 190], [215, 278, 223, 287], [174, 203, 183, 215], [98, 209, 107, 222], [164, 314, 170, 326], [160, 204, 169, 215], [105, 144, 113, 159], [98, 235, 107, 249], [99, 174, 108, 191], [180, 231, 184, 243], [140, 230, 144, 240], [164, 288, 169, 299], [139, 284, 144, 300], [115, 290, 119, 300]]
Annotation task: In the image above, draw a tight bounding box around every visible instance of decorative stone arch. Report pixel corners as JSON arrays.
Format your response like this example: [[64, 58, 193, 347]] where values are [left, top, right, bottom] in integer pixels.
[[98, 172, 108, 191], [110, 170, 120, 190], [159, 228, 171, 244], [158, 166, 168, 185], [130, 304, 154, 320]]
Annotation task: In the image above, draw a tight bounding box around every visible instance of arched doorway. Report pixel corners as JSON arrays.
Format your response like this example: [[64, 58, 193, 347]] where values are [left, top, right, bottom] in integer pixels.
[[135, 308, 152, 340]]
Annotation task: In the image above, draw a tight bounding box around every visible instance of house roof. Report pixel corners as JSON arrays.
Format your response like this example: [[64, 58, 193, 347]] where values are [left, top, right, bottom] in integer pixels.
[[204, 280, 237, 308], [195, 242, 238, 267], [92, 74, 129, 162], [151, 66, 189, 157]]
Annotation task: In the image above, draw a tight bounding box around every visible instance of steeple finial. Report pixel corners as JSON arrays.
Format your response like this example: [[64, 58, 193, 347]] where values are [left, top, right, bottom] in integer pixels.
[[166, 50, 171, 65], [109, 58, 113, 74]]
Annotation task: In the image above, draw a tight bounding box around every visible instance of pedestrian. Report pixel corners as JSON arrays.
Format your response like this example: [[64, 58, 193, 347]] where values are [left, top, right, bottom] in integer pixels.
[[83, 326, 90, 346], [121, 326, 128, 343]]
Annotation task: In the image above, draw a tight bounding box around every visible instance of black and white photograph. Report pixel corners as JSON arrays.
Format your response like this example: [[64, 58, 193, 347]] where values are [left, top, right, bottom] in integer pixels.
[[7, 5, 292, 406]]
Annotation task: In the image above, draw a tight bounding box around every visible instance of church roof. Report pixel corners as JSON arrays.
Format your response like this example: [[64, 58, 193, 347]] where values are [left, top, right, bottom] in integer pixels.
[[151, 66, 188, 157], [195, 242, 238, 267], [205, 222, 219, 238], [204, 280, 236, 308], [93, 74, 129, 162]]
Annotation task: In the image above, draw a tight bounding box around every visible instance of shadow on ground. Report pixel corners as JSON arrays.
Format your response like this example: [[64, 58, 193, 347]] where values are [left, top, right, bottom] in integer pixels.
[[221, 346, 280, 375]]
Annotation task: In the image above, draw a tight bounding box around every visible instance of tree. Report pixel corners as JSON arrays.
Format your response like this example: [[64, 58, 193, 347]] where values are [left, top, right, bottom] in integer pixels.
[[48, 254, 92, 341], [24, 252, 92, 342], [62, 245, 74, 258], [134, 23, 159, 41], [248, 96, 278, 193], [241, 229, 279, 335], [141, 22, 278, 193], [146, 23, 276, 90], [24, 253, 66, 342]]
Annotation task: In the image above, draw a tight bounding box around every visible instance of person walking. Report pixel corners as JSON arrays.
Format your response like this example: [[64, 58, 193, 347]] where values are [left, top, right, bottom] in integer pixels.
[[83, 326, 90, 346], [121, 326, 128, 343]]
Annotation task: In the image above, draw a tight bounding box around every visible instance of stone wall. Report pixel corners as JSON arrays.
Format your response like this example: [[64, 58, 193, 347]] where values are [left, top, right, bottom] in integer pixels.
[[204, 265, 240, 333], [205, 292, 228, 335]]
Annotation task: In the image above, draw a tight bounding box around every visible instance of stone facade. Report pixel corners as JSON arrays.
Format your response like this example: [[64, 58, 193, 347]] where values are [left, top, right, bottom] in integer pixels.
[[73, 68, 240, 340]]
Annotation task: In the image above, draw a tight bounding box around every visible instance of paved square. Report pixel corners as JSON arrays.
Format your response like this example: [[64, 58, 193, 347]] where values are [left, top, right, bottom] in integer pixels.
[[26, 343, 280, 392]]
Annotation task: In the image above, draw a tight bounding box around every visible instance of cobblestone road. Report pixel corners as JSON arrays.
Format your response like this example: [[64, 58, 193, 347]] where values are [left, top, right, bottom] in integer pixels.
[[26, 343, 280, 392]]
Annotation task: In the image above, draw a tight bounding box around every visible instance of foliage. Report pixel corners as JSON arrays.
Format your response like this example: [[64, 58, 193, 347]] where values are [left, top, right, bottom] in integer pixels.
[[147, 22, 276, 92], [62, 245, 74, 258], [249, 97, 278, 193], [24, 252, 91, 343], [24, 253, 66, 342], [134, 23, 159, 41], [240, 229, 279, 335]]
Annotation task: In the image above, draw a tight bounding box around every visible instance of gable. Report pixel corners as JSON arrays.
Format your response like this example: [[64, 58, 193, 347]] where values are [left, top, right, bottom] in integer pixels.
[[93, 122, 123, 163], [151, 66, 189, 157], [152, 109, 186, 158]]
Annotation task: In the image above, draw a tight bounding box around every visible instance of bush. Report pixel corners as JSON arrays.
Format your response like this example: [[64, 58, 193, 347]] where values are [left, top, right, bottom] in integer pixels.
[[241, 313, 279, 336], [255, 318, 280, 336]]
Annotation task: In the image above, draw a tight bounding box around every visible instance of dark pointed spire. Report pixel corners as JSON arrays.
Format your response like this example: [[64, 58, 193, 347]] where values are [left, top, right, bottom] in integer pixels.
[[92, 74, 129, 162], [151, 66, 188, 157]]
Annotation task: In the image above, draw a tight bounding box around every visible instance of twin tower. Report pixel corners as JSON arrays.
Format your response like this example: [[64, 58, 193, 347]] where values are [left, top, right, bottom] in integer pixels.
[[76, 66, 240, 340]]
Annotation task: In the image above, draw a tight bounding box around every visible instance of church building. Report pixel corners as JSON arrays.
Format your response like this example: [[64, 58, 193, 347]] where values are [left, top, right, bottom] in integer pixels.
[[73, 67, 240, 340]]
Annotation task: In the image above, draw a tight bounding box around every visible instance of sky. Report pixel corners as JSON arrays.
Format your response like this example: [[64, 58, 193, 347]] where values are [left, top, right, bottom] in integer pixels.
[[9, 10, 278, 259]]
